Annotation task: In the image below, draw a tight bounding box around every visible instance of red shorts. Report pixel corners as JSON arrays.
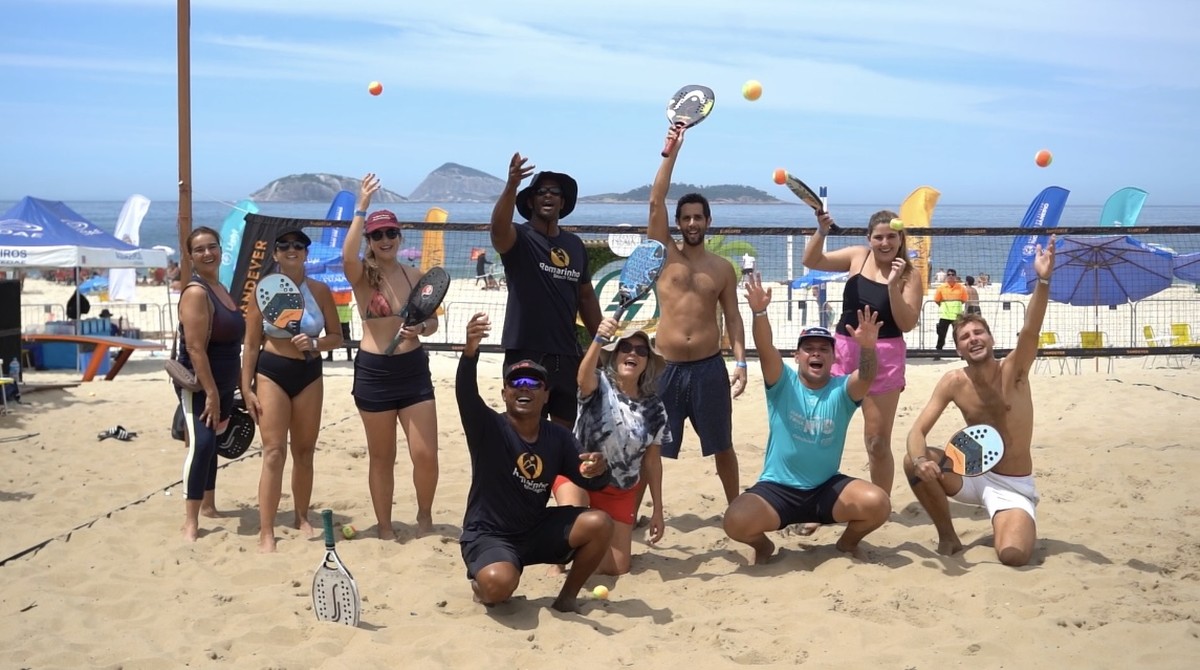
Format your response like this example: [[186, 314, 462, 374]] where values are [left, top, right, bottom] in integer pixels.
[[552, 475, 640, 525]]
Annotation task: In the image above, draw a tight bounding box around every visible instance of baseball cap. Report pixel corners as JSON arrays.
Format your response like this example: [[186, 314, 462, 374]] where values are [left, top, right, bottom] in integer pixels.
[[503, 359, 548, 384], [365, 210, 401, 234], [797, 326, 836, 347], [274, 227, 312, 247]]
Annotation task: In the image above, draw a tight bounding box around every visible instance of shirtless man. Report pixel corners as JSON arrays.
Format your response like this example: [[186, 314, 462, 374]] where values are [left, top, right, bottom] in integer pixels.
[[905, 237, 1056, 567], [648, 126, 748, 504]]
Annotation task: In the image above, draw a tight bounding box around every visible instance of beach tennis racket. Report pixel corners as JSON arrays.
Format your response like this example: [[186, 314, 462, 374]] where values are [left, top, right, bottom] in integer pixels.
[[215, 406, 255, 459], [662, 85, 715, 157], [941, 425, 1005, 476], [773, 169, 840, 233], [255, 273, 314, 360], [383, 266, 451, 355], [312, 509, 361, 627], [610, 240, 667, 324]]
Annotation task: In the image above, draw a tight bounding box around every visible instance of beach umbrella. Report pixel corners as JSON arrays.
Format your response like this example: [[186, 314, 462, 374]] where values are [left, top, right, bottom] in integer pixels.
[[399, 247, 421, 261], [78, 275, 109, 295], [788, 270, 848, 289], [1175, 251, 1200, 283], [152, 244, 177, 258], [1047, 235, 1175, 308]]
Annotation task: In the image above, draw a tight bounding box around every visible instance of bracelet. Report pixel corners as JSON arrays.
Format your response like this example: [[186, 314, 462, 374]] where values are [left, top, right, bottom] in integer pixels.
[[753, 310, 768, 318], [593, 335, 607, 344], [418, 321, 428, 333], [1037, 278, 1050, 285], [311, 338, 318, 351], [354, 209, 368, 218], [735, 361, 748, 369]]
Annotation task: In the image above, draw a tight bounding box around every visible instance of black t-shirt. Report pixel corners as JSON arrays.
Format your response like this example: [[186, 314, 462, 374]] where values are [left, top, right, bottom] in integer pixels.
[[455, 353, 608, 542], [499, 224, 591, 355]]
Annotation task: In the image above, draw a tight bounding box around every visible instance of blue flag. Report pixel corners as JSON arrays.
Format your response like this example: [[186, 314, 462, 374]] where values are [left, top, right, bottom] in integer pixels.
[[1098, 187, 1147, 227], [218, 199, 258, 289], [999, 186, 1070, 294], [320, 190, 356, 248]]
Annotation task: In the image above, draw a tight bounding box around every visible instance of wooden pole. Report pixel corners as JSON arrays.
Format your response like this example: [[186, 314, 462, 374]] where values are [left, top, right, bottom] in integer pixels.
[[176, 0, 193, 281]]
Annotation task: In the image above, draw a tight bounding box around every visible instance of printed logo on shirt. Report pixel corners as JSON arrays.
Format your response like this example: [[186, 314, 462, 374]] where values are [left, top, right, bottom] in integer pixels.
[[549, 247, 570, 268], [538, 247, 582, 281], [516, 453, 543, 480]]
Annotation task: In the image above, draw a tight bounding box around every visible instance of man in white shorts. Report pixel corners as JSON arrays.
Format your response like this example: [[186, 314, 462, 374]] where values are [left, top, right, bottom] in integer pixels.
[[904, 236, 1056, 567]]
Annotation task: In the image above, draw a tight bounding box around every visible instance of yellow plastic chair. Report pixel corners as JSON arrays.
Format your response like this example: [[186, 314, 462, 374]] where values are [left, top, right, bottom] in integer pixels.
[[1142, 325, 1182, 369], [1170, 323, 1196, 346], [1077, 331, 1113, 374], [1034, 331, 1065, 374]]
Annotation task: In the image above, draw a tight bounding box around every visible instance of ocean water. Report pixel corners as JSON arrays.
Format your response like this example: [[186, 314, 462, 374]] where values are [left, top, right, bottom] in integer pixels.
[[4, 200, 1199, 287]]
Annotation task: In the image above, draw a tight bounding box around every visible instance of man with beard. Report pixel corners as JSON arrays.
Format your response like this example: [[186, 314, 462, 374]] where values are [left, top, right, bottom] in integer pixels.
[[723, 273, 889, 565], [904, 237, 1056, 567], [455, 313, 613, 612], [490, 154, 603, 429], [647, 126, 748, 505]]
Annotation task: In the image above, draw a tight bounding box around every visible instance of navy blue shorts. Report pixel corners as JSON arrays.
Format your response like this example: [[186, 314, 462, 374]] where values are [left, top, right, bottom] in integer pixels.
[[459, 506, 587, 580], [657, 353, 732, 458], [503, 350, 581, 425], [746, 475, 854, 528]]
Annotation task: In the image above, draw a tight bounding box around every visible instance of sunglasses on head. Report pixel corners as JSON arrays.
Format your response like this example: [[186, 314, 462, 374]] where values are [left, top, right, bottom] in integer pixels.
[[275, 240, 308, 252], [367, 228, 401, 241], [616, 340, 650, 357], [507, 377, 545, 390], [535, 187, 562, 196]]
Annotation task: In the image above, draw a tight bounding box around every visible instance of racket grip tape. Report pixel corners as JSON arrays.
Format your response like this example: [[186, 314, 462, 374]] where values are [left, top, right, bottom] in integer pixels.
[[321, 509, 335, 546], [661, 123, 684, 158]]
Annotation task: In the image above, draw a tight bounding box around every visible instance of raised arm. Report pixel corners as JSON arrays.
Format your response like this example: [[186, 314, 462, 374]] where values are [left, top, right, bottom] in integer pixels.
[[887, 260, 925, 333], [648, 126, 683, 246], [342, 173, 378, 285], [744, 273, 783, 387], [802, 212, 860, 272], [1009, 235, 1057, 370], [843, 306, 881, 401], [490, 153, 533, 254], [456, 312, 492, 450], [578, 317, 618, 398]]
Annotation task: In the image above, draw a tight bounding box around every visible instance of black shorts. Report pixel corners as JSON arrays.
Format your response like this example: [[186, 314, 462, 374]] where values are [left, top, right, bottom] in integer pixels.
[[459, 506, 587, 580], [503, 349, 581, 424], [657, 353, 733, 458], [746, 475, 854, 528], [352, 348, 435, 413], [257, 350, 322, 398]]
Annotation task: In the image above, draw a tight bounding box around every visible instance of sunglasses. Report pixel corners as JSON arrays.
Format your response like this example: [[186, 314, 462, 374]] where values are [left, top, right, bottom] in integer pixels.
[[275, 240, 309, 252], [507, 377, 545, 390], [616, 340, 650, 357], [367, 228, 401, 241], [535, 187, 562, 196]]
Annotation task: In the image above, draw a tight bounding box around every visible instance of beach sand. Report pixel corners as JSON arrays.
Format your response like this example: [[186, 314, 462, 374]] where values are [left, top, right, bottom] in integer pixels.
[[2, 328, 1199, 667]]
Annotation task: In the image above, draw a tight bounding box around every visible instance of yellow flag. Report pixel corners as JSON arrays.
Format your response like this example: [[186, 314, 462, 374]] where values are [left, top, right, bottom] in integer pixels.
[[898, 186, 940, 294], [420, 207, 448, 274]]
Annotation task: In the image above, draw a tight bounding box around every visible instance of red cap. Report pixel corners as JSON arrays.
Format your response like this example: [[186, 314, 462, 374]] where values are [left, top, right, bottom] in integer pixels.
[[365, 210, 401, 234]]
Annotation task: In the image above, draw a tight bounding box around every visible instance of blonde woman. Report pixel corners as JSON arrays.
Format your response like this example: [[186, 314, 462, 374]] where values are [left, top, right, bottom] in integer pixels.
[[342, 174, 439, 539]]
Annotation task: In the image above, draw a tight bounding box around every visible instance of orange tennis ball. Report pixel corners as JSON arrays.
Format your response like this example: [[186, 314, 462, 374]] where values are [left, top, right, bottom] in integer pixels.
[[368, 81, 383, 96], [742, 80, 763, 101], [772, 168, 787, 185], [1035, 149, 1052, 168]]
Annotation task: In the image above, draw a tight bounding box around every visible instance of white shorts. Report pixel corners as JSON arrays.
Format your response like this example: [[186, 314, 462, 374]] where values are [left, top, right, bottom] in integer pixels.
[[952, 471, 1040, 522]]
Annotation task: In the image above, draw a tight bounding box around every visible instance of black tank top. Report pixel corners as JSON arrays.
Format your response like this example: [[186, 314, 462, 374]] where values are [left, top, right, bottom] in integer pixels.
[[178, 276, 245, 386], [836, 255, 903, 339]]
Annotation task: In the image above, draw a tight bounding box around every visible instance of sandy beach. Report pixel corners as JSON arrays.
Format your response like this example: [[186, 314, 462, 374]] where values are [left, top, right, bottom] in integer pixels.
[[2, 305, 1199, 668]]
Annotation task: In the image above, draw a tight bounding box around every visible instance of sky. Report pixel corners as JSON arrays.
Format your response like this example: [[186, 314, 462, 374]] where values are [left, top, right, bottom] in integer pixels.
[[1, 0, 1198, 205]]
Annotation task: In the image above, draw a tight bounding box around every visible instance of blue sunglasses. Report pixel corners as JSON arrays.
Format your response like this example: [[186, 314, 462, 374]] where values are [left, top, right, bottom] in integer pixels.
[[507, 377, 545, 390]]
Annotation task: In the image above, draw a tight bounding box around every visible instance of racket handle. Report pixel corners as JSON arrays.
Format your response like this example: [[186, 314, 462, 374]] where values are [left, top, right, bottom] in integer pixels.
[[383, 331, 403, 356], [661, 123, 683, 158]]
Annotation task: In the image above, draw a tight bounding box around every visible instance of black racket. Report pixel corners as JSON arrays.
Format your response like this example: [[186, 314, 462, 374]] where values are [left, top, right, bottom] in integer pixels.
[[215, 406, 255, 459], [255, 273, 314, 360], [611, 240, 667, 323], [662, 85, 715, 157], [384, 267, 451, 355], [312, 509, 361, 626], [773, 169, 840, 232]]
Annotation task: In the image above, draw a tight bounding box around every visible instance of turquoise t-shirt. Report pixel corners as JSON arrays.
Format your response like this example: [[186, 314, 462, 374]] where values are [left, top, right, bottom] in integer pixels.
[[760, 367, 860, 490]]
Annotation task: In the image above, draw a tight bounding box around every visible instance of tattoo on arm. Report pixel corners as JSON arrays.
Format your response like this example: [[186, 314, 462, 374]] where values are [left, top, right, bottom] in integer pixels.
[[858, 347, 878, 382]]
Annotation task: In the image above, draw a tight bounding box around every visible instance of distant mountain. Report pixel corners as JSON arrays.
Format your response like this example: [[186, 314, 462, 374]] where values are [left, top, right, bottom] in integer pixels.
[[408, 163, 505, 202], [579, 183, 784, 204], [250, 173, 406, 203]]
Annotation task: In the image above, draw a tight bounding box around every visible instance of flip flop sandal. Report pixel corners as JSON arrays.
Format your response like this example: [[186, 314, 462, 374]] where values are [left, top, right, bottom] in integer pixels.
[[113, 427, 138, 442], [97, 425, 123, 441]]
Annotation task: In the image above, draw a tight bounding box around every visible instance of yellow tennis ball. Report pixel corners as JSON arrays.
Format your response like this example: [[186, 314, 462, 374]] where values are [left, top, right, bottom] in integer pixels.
[[742, 80, 762, 101], [592, 585, 609, 599], [342, 525, 356, 539], [889, 218, 904, 231]]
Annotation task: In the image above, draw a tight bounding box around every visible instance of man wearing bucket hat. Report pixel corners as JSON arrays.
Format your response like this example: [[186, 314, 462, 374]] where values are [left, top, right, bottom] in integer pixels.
[[455, 312, 613, 612], [722, 273, 890, 565], [549, 316, 671, 575], [489, 153, 602, 429]]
